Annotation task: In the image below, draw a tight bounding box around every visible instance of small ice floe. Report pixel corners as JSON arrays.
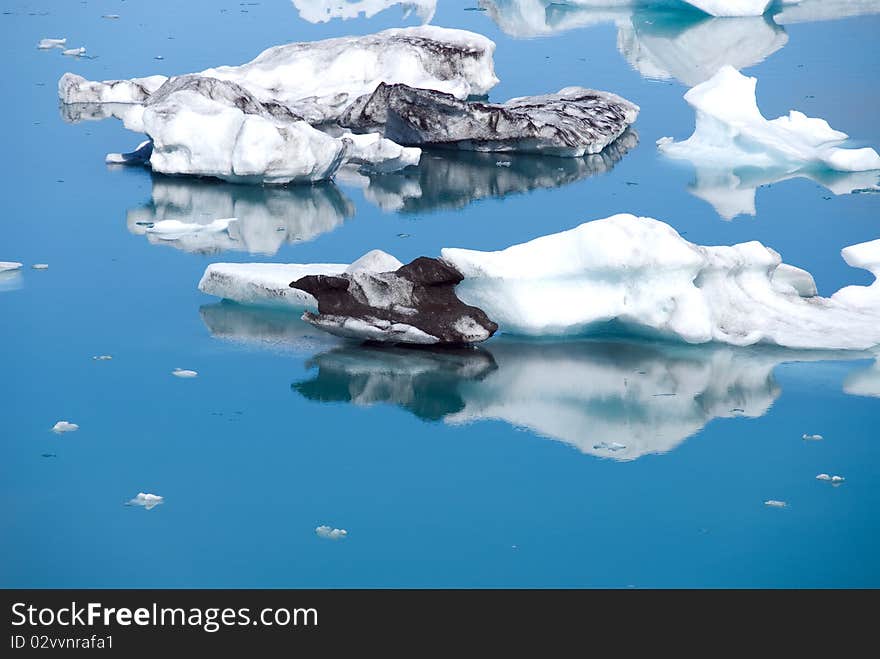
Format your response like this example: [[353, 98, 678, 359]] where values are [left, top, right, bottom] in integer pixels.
[[764, 500, 788, 508], [816, 474, 845, 484], [93, 355, 112, 361], [593, 441, 626, 452], [32, 264, 48, 270], [0, 262, 22, 272], [126, 492, 164, 510], [62, 47, 86, 57], [41, 453, 57, 458], [37, 38, 66, 50], [496, 161, 511, 167], [102, 14, 120, 20], [105, 139, 152, 165], [172, 368, 198, 378], [154, 55, 164, 60], [146, 218, 236, 241], [802, 433, 824, 441], [51, 421, 79, 433], [316, 525, 347, 540]]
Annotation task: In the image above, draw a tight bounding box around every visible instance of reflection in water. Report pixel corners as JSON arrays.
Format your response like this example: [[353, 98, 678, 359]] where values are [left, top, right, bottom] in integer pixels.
[[127, 176, 354, 255], [481, 1, 787, 85], [291, 336, 866, 461], [844, 358, 880, 398], [199, 302, 338, 353], [0, 271, 23, 293], [338, 130, 637, 214], [686, 166, 880, 220], [291, 0, 436, 24]]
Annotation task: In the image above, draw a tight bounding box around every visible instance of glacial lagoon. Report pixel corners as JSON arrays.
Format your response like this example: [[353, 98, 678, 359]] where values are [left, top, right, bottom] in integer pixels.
[[1, 1, 878, 587]]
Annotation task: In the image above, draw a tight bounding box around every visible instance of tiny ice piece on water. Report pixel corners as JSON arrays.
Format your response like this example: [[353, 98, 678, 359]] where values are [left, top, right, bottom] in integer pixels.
[[37, 38, 66, 49], [172, 368, 198, 378], [831, 476, 845, 483], [93, 355, 112, 361], [764, 500, 787, 508], [802, 433, 823, 441], [0, 262, 22, 272], [51, 421, 79, 433], [127, 493, 164, 510], [32, 264, 48, 270], [102, 14, 120, 19], [816, 473, 832, 481], [315, 525, 347, 540], [62, 47, 86, 57]]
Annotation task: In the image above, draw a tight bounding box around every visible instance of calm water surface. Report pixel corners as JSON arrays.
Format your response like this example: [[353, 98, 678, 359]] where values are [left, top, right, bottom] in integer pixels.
[[1, 0, 878, 587]]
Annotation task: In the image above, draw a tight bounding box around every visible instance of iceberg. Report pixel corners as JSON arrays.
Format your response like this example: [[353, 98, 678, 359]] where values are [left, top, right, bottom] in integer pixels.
[[443, 214, 880, 350], [37, 37, 66, 50], [658, 66, 880, 187], [198, 249, 403, 309], [126, 493, 164, 510], [315, 525, 347, 540], [128, 177, 354, 255], [0, 262, 22, 272], [339, 83, 639, 156], [292, 338, 865, 460], [59, 26, 498, 124], [291, 257, 498, 345], [292, 0, 436, 23], [51, 421, 79, 433], [172, 368, 198, 378]]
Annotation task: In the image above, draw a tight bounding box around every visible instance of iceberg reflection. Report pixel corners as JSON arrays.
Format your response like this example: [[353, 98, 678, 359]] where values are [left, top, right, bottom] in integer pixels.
[[127, 176, 355, 255], [338, 130, 637, 214]]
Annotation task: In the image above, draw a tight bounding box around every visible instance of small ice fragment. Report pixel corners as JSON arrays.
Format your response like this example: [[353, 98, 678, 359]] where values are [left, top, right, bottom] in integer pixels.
[[51, 421, 79, 433], [37, 38, 66, 49], [41, 453, 57, 458], [764, 500, 787, 508], [32, 264, 48, 270], [816, 473, 831, 481], [62, 47, 86, 57], [127, 492, 164, 510], [102, 14, 120, 19], [172, 368, 198, 378], [831, 476, 845, 483], [154, 55, 164, 60], [802, 433, 823, 441], [315, 525, 347, 540], [496, 161, 511, 167], [93, 355, 112, 361], [0, 262, 22, 272]]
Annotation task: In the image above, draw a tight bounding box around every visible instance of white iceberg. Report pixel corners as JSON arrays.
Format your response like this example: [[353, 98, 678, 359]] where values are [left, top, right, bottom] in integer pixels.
[[93, 355, 113, 361], [315, 525, 348, 539], [128, 177, 355, 255], [0, 262, 22, 272], [172, 368, 198, 378], [32, 264, 48, 270], [198, 250, 402, 309], [144, 218, 238, 252], [658, 66, 880, 184], [51, 421, 79, 433], [764, 499, 788, 507], [62, 47, 86, 57], [37, 38, 66, 49], [59, 26, 498, 124], [292, 0, 436, 23], [127, 493, 164, 510], [802, 433, 823, 440], [443, 213, 880, 350]]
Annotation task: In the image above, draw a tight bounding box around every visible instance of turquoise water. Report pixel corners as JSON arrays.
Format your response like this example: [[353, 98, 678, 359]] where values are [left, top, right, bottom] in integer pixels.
[[1, 1, 878, 587]]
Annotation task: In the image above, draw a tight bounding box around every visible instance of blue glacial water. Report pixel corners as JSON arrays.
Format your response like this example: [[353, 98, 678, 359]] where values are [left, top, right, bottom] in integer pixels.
[[1, 0, 878, 587]]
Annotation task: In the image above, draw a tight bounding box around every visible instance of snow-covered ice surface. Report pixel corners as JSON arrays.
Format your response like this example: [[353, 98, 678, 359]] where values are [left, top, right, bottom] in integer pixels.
[[292, 338, 865, 461], [339, 83, 639, 156], [198, 250, 402, 309], [127, 178, 354, 255], [444, 214, 880, 349], [292, 0, 436, 23], [58, 26, 498, 123], [658, 66, 880, 216]]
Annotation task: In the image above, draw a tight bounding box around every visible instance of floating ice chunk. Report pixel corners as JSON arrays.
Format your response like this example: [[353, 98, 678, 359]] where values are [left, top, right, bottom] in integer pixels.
[[37, 38, 66, 50], [62, 47, 86, 57], [102, 14, 120, 20], [58, 26, 498, 124], [315, 525, 347, 540], [443, 214, 880, 350], [816, 473, 831, 481], [832, 240, 880, 310], [339, 83, 639, 156], [93, 355, 113, 361], [658, 66, 880, 181], [32, 264, 48, 270], [146, 218, 237, 244], [339, 131, 421, 173], [51, 421, 79, 433], [802, 433, 823, 440], [816, 473, 846, 483], [199, 250, 399, 308], [0, 262, 22, 272], [127, 493, 164, 510], [172, 368, 198, 378], [831, 475, 845, 483], [105, 139, 153, 165], [292, 0, 437, 24], [764, 499, 788, 508]]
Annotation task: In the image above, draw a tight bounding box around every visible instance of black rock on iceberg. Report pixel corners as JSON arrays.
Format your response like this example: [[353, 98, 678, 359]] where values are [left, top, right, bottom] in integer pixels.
[[290, 257, 498, 345], [338, 82, 639, 156]]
